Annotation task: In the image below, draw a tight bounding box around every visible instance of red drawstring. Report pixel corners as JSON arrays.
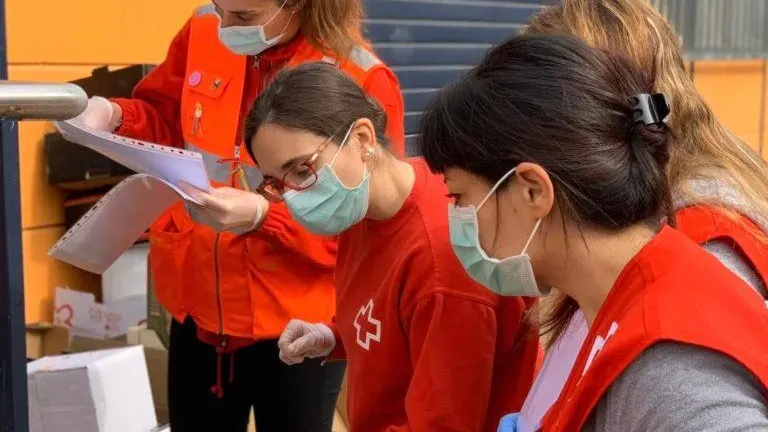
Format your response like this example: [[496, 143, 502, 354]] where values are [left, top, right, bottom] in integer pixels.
[[229, 354, 235, 383], [210, 347, 225, 399], [209, 346, 236, 399]]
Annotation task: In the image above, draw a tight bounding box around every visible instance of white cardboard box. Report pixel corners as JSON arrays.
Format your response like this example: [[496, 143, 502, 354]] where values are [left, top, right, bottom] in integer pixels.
[[54, 286, 146, 339], [27, 346, 157, 432]]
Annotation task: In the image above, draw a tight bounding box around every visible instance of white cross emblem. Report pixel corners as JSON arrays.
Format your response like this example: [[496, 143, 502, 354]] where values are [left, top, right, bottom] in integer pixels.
[[354, 299, 382, 350]]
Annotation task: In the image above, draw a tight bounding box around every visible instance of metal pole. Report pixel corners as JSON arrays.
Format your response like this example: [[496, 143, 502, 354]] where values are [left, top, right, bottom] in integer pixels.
[[0, 0, 86, 426], [0, 0, 28, 428], [0, 122, 25, 432]]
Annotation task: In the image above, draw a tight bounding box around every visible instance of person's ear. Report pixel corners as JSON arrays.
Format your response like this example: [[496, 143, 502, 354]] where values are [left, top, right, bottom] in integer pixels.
[[514, 162, 554, 219], [287, 0, 306, 13], [351, 118, 377, 162]]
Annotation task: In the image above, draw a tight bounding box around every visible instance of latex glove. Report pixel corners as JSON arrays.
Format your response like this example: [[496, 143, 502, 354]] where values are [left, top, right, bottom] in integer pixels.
[[70, 96, 122, 131], [498, 414, 520, 432], [277, 319, 336, 365], [185, 186, 269, 235]]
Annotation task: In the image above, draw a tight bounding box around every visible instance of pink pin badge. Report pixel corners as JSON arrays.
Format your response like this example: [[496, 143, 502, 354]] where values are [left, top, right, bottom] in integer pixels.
[[188, 71, 202, 87]]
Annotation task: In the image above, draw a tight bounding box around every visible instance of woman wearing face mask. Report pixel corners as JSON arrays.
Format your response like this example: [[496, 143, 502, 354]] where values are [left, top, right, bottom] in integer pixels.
[[504, 2, 768, 429], [420, 33, 768, 431], [65, 1, 404, 431], [236, 62, 542, 432]]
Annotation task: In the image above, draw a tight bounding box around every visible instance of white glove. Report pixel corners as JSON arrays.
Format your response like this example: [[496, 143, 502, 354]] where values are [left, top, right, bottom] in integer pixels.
[[184, 186, 269, 234], [277, 319, 336, 365], [71, 96, 122, 131]]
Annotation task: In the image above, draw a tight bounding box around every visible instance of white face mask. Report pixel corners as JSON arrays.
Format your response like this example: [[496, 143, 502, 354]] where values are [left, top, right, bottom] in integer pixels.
[[448, 167, 549, 297], [283, 124, 371, 236], [217, 1, 292, 56]]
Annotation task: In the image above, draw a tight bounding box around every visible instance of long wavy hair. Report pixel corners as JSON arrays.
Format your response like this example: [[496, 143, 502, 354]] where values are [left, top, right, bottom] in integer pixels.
[[525, 0, 768, 346]]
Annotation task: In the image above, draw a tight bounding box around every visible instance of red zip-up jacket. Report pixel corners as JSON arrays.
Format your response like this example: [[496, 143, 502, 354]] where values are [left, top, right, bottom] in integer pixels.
[[112, 20, 404, 155]]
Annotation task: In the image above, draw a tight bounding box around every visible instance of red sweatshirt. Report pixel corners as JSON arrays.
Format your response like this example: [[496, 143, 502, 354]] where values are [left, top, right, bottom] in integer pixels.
[[330, 159, 542, 432]]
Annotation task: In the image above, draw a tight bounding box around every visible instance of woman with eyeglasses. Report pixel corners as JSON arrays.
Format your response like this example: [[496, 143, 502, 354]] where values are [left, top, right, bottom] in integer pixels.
[[206, 61, 541, 432], [419, 33, 768, 431], [66, 0, 404, 431]]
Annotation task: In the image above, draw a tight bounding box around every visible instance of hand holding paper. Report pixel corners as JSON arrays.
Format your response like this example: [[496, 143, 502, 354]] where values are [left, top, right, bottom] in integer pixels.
[[70, 96, 122, 131], [183, 184, 269, 235], [49, 119, 216, 274]]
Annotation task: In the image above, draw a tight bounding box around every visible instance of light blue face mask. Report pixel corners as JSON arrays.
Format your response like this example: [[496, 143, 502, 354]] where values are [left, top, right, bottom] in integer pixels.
[[282, 125, 370, 236], [217, 1, 292, 56], [448, 167, 548, 297]]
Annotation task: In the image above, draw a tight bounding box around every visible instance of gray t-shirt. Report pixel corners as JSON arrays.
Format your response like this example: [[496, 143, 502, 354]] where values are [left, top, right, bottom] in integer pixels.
[[583, 240, 768, 431]]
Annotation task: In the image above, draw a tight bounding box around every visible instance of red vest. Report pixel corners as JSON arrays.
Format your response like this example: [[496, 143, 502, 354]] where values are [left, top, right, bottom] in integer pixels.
[[677, 205, 768, 286], [149, 4, 386, 339], [540, 227, 768, 430]]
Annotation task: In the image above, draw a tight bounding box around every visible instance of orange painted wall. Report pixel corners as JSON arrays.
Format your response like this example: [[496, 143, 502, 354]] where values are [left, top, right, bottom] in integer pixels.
[[8, 1, 768, 322], [693, 60, 768, 158], [8, 0, 205, 323]]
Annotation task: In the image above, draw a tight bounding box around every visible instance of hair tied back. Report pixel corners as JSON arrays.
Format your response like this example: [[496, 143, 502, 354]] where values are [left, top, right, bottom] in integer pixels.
[[631, 93, 670, 125]]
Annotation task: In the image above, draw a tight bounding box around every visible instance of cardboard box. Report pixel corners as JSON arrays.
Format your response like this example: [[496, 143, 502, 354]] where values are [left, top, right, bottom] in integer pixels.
[[127, 327, 169, 424], [333, 409, 349, 432], [146, 256, 171, 349], [26, 323, 70, 360], [54, 286, 145, 339], [27, 345, 157, 432]]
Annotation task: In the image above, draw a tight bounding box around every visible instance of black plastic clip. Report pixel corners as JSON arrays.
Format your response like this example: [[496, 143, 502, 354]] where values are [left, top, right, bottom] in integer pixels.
[[631, 93, 670, 125]]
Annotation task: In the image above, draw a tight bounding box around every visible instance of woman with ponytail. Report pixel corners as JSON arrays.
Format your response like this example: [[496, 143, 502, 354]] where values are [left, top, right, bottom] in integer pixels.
[[420, 33, 768, 431]]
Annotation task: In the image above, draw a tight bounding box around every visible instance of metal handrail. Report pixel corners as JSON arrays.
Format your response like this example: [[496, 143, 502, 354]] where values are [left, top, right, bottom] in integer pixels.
[[0, 82, 86, 432], [0, 82, 87, 120]]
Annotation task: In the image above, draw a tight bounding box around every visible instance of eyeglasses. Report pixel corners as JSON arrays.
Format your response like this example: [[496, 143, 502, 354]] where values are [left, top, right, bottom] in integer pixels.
[[257, 138, 333, 203]]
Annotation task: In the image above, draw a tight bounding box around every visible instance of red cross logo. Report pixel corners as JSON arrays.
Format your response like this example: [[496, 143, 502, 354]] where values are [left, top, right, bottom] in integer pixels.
[[581, 321, 619, 377], [354, 299, 381, 350]]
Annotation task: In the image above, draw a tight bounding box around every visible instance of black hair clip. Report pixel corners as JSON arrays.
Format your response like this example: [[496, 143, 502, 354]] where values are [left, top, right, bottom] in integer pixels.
[[631, 93, 670, 125]]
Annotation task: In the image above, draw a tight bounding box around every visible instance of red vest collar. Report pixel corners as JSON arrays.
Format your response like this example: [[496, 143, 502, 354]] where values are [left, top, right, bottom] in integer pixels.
[[257, 32, 308, 62], [541, 226, 768, 430]]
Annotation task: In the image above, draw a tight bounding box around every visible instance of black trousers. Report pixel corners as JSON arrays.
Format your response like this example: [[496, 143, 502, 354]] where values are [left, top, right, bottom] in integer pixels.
[[168, 318, 345, 432]]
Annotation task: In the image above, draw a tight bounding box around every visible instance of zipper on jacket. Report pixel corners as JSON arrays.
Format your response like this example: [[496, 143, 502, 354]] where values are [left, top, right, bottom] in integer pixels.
[[214, 231, 223, 335]]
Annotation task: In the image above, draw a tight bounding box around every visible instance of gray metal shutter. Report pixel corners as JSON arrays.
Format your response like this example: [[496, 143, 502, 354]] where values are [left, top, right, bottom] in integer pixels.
[[363, 0, 553, 155]]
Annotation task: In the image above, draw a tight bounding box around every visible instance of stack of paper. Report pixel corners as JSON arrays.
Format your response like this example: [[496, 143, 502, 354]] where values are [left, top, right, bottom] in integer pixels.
[[55, 119, 210, 199], [27, 346, 157, 432], [49, 120, 211, 274]]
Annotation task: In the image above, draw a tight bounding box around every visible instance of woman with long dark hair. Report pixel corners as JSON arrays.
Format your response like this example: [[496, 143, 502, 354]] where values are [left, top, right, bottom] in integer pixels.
[[420, 33, 768, 431]]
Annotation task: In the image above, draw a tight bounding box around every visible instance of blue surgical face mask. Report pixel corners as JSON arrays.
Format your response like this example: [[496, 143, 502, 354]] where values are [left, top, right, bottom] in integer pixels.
[[448, 167, 548, 297], [217, 1, 292, 56], [282, 124, 370, 236]]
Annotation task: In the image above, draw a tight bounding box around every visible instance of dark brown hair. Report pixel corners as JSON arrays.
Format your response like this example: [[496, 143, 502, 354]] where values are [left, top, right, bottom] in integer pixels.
[[245, 62, 388, 160], [419, 33, 674, 344], [525, 0, 768, 344], [525, 0, 768, 238]]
